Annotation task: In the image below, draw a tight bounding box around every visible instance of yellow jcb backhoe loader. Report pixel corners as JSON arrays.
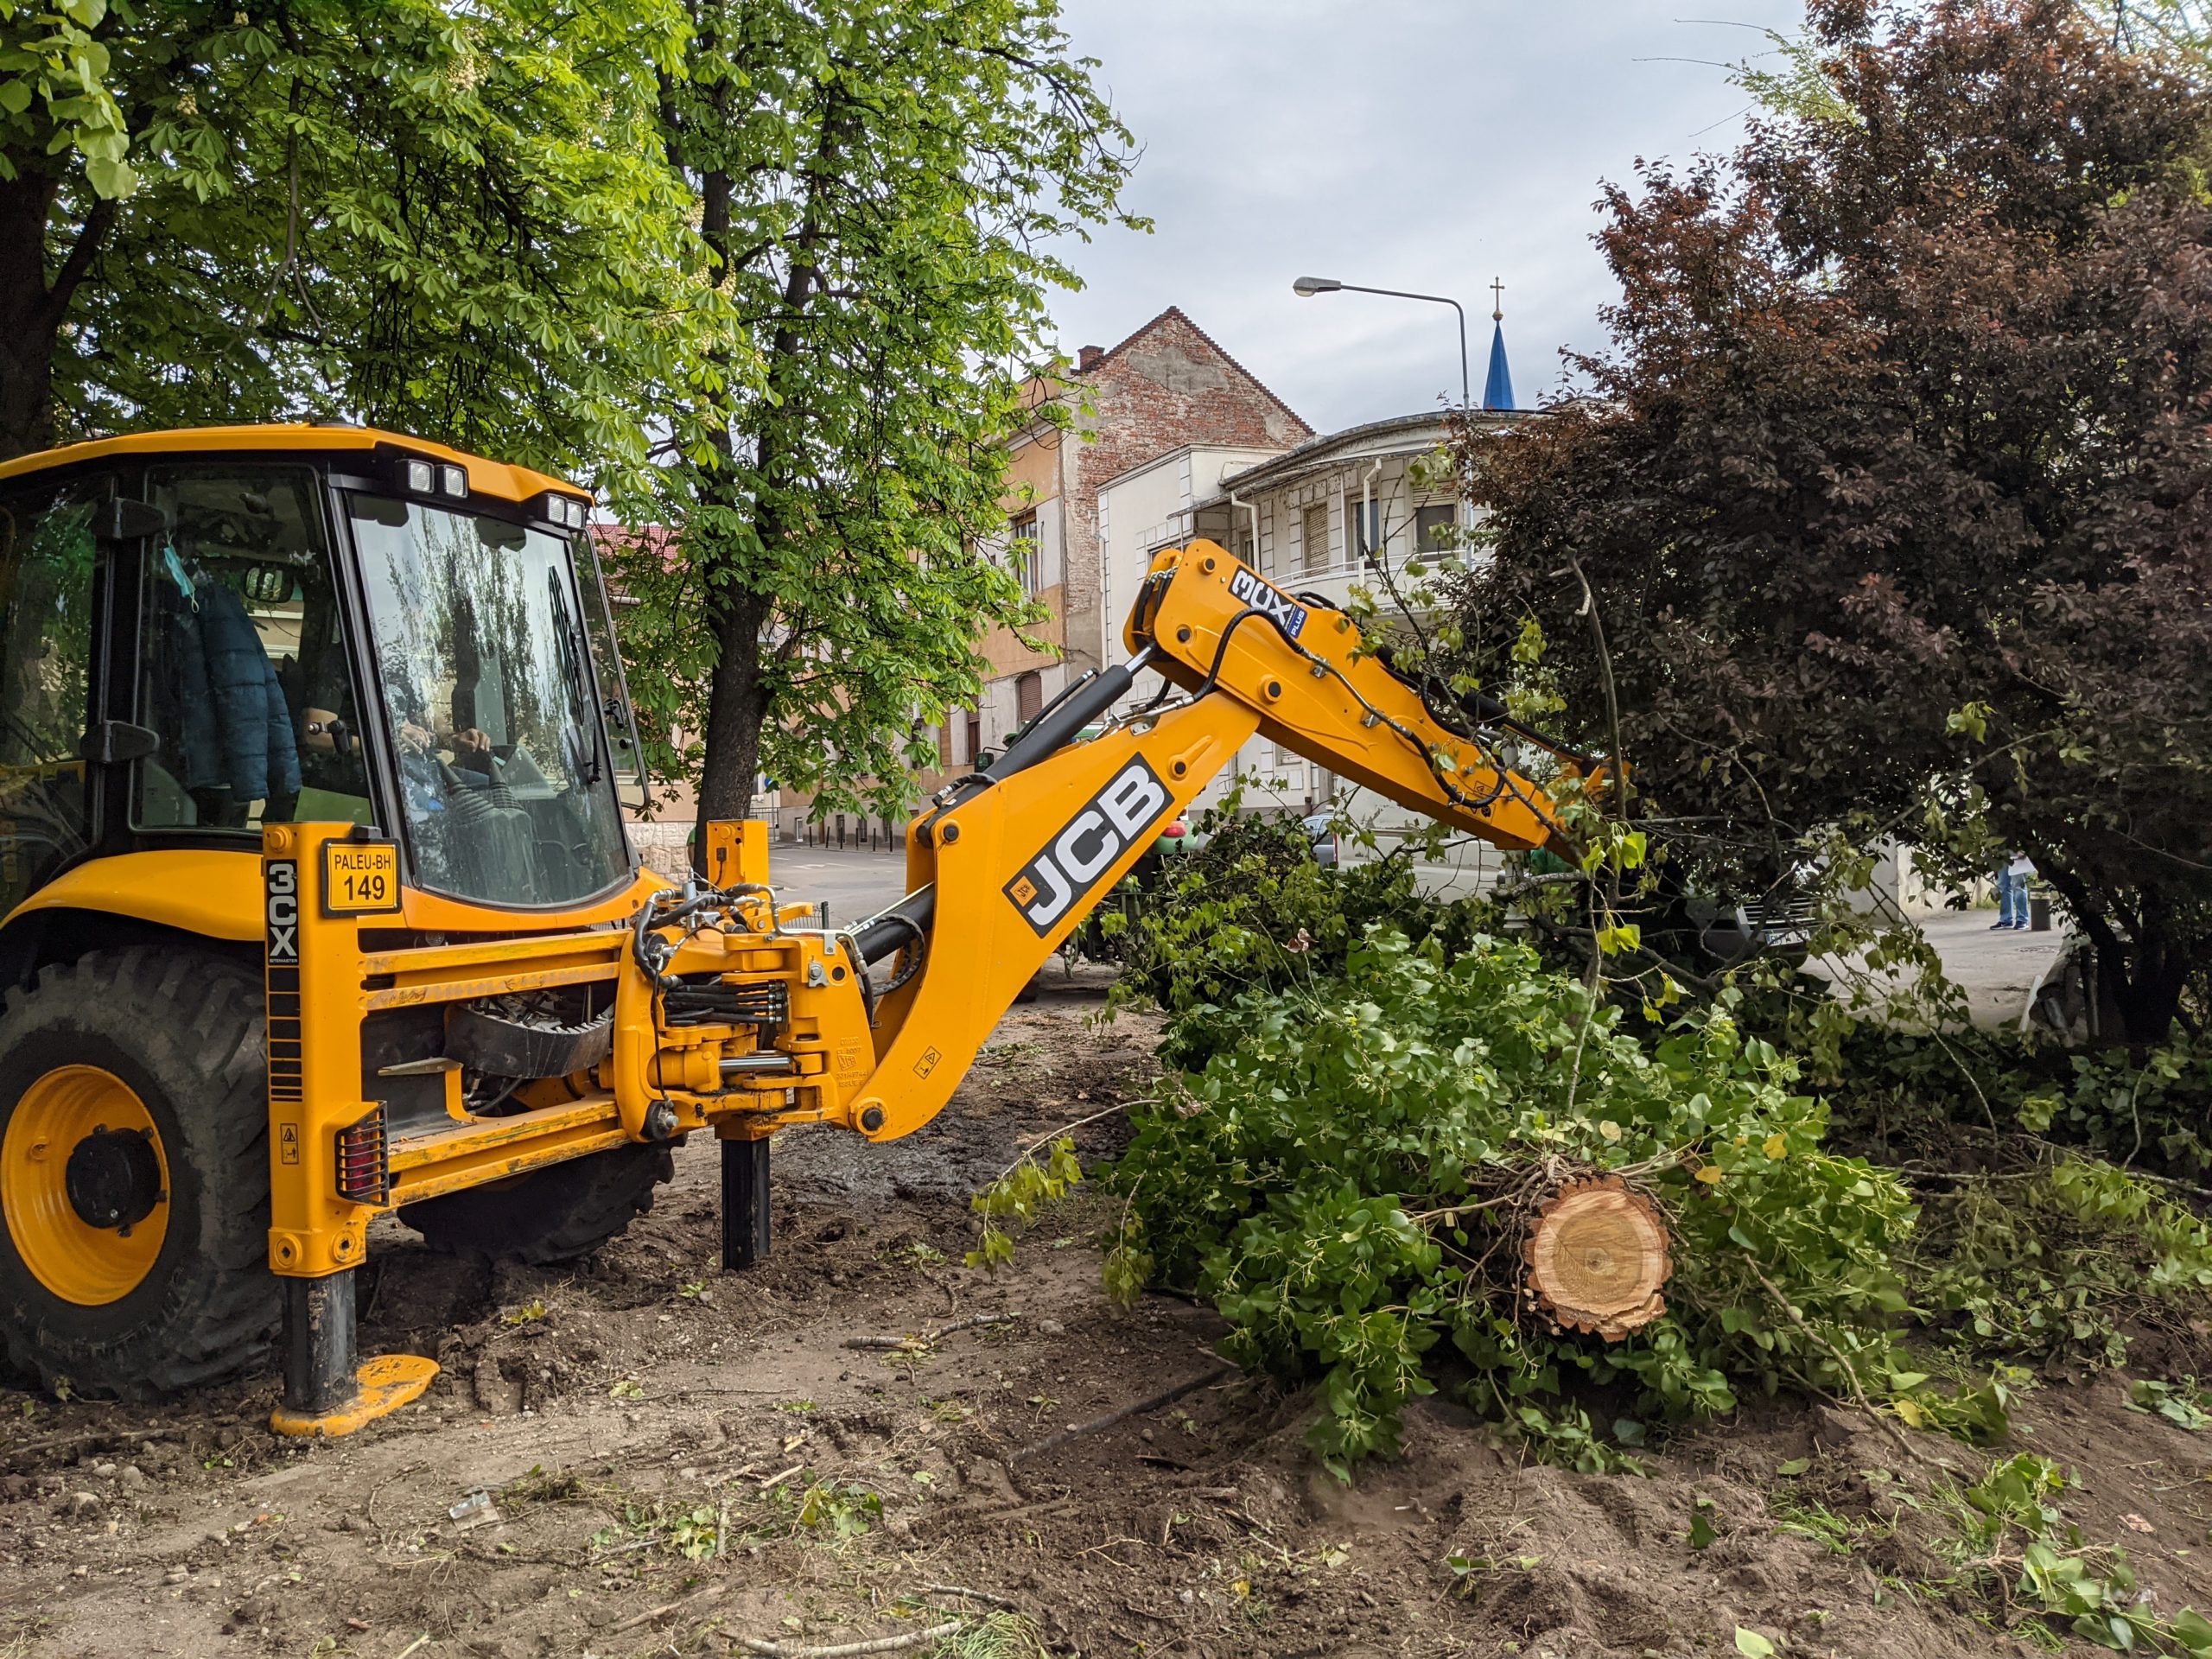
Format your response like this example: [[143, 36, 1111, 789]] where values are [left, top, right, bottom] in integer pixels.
[[0, 425, 1618, 1435]]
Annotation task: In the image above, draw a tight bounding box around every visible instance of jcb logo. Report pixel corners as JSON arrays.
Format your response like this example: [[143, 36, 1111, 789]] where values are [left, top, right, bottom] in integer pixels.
[[266, 861, 299, 964], [1227, 566, 1309, 640], [1003, 757, 1173, 937]]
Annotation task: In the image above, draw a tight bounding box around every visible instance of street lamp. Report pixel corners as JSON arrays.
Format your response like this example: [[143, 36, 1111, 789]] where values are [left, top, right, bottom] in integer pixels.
[[1292, 276, 1470, 410]]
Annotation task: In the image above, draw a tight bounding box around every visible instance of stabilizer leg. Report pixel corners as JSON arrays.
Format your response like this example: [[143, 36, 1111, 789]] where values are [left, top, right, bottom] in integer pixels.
[[269, 1271, 437, 1438], [721, 1134, 772, 1270]]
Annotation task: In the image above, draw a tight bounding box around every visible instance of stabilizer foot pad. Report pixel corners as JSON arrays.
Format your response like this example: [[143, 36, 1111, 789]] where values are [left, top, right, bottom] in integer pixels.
[[270, 1354, 440, 1438]]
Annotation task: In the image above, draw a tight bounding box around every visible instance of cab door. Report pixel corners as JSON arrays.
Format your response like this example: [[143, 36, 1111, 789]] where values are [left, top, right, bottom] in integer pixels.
[[0, 474, 109, 914]]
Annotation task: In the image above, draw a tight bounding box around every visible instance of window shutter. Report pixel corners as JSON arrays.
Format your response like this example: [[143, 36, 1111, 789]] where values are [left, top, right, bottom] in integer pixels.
[[1302, 501, 1330, 575]]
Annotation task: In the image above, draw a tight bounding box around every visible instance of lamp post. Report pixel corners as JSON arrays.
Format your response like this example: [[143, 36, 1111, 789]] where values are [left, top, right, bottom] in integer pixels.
[[1292, 276, 1470, 410]]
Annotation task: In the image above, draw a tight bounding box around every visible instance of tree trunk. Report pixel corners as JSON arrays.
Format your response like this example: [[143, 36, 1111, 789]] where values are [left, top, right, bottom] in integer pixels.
[[691, 578, 771, 867], [2042, 863, 2190, 1046], [2105, 914, 2190, 1050], [0, 171, 64, 461]]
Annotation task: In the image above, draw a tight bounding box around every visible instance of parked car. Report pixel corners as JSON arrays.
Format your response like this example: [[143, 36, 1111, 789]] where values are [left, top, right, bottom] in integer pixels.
[[1301, 810, 1341, 868]]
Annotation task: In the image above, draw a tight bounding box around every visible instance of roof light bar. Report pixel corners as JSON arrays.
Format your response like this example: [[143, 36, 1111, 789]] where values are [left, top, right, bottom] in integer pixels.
[[538, 492, 589, 531]]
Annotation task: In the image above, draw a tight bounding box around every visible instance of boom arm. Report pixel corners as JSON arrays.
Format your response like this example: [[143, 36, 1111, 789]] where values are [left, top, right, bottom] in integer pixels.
[[1125, 542, 1582, 853]]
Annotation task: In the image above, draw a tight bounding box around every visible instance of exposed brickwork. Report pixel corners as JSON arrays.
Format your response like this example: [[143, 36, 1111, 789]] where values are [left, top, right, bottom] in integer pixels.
[[1058, 308, 1311, 674]]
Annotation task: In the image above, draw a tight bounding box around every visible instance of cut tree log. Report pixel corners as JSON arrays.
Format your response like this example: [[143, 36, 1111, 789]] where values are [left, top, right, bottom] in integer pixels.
[[1522, 1175, 1671, 1340]]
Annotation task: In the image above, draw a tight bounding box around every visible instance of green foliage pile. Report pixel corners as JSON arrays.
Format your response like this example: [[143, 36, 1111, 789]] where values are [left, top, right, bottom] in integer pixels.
[[1935, 1452, 2212, 1654], [1829, 1023, 2212, 1181], [1107, 926, 1915, 1473], [1096, 810, 1487, 1064], [1907, 1158, 2212, 1372]]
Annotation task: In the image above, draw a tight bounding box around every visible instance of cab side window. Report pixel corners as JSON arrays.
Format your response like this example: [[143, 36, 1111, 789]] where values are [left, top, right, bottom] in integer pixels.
[[0, 479, 101, 912], [133, 467, 370, 831]]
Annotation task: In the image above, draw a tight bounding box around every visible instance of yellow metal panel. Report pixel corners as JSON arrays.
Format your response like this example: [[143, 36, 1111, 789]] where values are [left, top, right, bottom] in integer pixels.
[[262, 823, 375, 1278], [2, 849, 264, 942], [359, 931, 627, 976], [385, 1096, 626, 1173], [363, 960, 619, 1012], [0, 423, 588, 509], [843, 691, 1261, 1141], [269, 1354, 438, 1438], [397, 868, 666, 933], [703, 820, 772, 889], [0, 854, 662, 947]]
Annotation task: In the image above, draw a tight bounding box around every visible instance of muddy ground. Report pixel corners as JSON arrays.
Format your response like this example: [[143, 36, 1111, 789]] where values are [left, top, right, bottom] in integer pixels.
[[3, 971, 2212, 1658]]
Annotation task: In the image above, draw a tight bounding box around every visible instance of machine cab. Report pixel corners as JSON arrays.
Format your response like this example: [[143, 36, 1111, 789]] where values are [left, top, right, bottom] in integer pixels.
[[0, 428, 647, 927]]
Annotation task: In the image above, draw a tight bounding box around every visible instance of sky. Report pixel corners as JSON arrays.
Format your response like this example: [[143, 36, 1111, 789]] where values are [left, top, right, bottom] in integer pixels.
[[1046, 0, 1807, 435]]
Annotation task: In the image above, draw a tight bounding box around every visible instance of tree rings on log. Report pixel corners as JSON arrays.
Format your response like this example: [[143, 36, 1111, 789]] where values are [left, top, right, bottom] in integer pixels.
[[1522, 1175, 1672, 1340]]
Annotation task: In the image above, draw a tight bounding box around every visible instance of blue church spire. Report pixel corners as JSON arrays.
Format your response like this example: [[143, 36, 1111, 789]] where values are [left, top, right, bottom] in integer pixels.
[[1482, 276, 1516, 411]]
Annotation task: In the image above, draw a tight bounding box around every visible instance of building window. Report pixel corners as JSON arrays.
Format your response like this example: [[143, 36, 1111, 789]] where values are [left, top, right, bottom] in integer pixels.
[[1015, 671, 1044, 727], [1301, 500, 1330, 575], [963, 709, 982, 766], [1347, 496, 1381, 563], [1414, 503, 1458, 555], [1009, 510, 1040, 595]]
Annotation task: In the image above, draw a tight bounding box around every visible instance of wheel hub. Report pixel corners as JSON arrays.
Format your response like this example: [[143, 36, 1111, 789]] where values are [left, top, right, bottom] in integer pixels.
[[1, 1065, 171, 1306], [63, 1127, 162, 1232]]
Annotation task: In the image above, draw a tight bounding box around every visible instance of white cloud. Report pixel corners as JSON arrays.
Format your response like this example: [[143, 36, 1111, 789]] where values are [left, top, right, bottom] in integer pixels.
[[1049, 0, 1806, 431]]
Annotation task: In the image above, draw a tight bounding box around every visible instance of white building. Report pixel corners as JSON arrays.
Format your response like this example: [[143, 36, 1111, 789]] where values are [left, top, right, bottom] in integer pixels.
[[1095, 409, 1527, 890]]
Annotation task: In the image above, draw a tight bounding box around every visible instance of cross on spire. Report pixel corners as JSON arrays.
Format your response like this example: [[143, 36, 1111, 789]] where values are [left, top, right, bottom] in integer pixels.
[[1491, 276, 1505, 322]]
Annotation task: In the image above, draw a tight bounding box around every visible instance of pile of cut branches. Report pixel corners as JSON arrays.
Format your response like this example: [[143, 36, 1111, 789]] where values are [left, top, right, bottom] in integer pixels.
[[1106, 927, 1913, 1472]]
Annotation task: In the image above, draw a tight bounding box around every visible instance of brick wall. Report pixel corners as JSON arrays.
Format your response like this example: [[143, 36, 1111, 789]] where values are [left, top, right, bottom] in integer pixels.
[[1059, 308, 1310, 673]]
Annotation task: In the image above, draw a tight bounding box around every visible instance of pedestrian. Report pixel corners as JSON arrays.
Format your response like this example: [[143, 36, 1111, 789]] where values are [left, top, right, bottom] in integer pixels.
[[1992, 850, 2036, 929]]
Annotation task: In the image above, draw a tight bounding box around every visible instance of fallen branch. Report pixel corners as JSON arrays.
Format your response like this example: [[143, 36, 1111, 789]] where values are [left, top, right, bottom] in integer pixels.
[[842, 1313, 1022, 1352], [0, 1427, 147, 1469], [1013, 1364, 1236, 1460], [1744, 1259, 1922, 1465], [608, 1580, 729, 1636], [920, 1583, 1017, 1609], [737, 1621, 962, 1657]]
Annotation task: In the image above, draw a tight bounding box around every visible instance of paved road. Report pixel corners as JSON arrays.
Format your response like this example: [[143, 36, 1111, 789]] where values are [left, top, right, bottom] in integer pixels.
[[1808, 906, 2067, 1030], [1918, 906, 2069, 1028], [759, 846, 912, 929]]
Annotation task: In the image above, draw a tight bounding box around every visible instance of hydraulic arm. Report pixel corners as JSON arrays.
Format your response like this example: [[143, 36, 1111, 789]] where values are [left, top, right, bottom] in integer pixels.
[[617, 539, 1598, 1150]]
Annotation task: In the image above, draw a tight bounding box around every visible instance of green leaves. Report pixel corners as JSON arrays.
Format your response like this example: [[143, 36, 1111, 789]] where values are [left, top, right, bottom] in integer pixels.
[[8, 0, 700, 467], [1110, 922, 1911, 1471], [0, 0, 135, 196], [622, 0, 1140, 820]]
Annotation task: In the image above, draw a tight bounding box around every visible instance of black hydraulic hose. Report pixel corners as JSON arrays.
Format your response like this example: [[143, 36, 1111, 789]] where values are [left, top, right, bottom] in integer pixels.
[[854, 885, 938, 965]]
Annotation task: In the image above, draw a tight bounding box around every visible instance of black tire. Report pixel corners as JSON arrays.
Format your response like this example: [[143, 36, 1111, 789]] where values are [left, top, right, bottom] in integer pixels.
[[398, 1142, 673, 1266], [0, 948, 276, 1397]]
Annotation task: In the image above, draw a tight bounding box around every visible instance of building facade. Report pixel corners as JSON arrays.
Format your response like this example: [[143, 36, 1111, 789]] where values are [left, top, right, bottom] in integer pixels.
[[908, 307, 1309, 798]]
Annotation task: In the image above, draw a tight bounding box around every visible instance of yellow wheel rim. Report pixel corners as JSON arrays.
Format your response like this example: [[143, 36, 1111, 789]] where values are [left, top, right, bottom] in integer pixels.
[[1, 1066, 170, 1306]]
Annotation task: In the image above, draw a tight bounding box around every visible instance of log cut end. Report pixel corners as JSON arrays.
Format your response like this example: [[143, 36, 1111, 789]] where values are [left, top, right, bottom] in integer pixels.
[[1523, 1175, 1672, 1341]]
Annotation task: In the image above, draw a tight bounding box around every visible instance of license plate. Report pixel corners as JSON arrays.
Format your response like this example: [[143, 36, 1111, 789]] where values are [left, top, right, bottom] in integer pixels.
[[323, 839, 401, 916]]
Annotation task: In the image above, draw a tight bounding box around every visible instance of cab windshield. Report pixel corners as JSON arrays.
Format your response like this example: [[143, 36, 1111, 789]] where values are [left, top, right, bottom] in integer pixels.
[[348, 495, 629, 907]]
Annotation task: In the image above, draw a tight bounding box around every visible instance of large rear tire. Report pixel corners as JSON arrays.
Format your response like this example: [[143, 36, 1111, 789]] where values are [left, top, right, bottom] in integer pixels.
[[0, 949, 276, 1397], [397, 1143, 673, 1267]]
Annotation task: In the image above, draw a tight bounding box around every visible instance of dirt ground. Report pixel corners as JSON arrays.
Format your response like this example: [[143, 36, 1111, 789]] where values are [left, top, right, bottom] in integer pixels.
[[4, 970, 2212, 1658]]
